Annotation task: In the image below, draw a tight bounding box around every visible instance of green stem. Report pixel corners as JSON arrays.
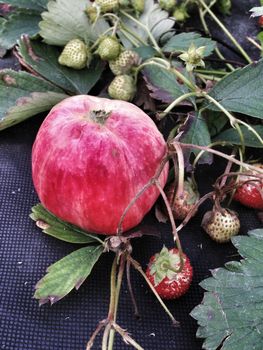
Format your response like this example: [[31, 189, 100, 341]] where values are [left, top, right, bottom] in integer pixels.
[[247, 36, 262, 51], [193, 141, 234, 168], [120, 23, 148, 46], [120, 10, 164, 57], [158, 92, 197, 119], [194, 69, 229, 76], [198, 0, 252, 64], [196, 73, 221, 82]]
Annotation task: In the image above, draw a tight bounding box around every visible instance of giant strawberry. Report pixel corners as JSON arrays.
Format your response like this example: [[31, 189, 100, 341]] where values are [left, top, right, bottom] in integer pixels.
[[32, 95, 168, 235]]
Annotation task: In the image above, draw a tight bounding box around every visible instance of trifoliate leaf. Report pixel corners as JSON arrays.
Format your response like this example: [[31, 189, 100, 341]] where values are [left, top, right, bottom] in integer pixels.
[[17, 37, 104, 94], [0, 69, 67, 131], [0, 10, 41, 50], [162, 32, 216, 57], [180, 112, 213, 165], [34, 245, 104, 304], [0, 0, 47, 11], [214, 125, 263, 148], [143, 65, 191, 103], [39, 0, 109, 46], [119, 0, 174, 48], [204, 59, 263, 119], [30, 204, 102, 244], [191, 228, 263, 350]]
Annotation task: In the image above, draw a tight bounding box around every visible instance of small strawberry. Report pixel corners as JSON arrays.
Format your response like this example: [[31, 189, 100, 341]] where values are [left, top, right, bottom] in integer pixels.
[[58, 39, 90, 70], [166, 178, 200, 220], [158, 0, 177, 12], [259, 16, 263, 27], [233, 164, 263, 210], [173, 5, 189, 22], [217, 0, 231, 15], [201, 208, 240, 243], [146, 247, 193, 300], [85, 6, 98, 23], [109, 50, 140, 75], [108, 75, 136, 101], [131, 0, 144, 15], [95, 0, 119, 13], [96, 36, 121, 61]]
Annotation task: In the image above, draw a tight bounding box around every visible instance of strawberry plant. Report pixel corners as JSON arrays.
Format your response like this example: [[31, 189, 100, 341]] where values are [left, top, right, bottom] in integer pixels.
[[0, 0, 263, 349]]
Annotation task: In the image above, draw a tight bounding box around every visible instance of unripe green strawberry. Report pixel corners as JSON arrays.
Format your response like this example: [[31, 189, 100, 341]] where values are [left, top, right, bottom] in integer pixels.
[[158, 0, 177, 12], [109, 50, 140, 75], [108, 75, 136, 101], [201, 208, 240, 243], [119, 0, 130, 7], [96, 36, 121, 60], [95, 0, 119, 13], [85, 5, 98, 23], [131, 0, 144, 15], [173, 5, 189, 22], [58, 39, 90, 70]]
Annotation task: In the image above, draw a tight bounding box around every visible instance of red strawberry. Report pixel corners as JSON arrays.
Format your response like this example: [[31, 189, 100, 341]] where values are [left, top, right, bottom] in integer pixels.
[[259, 16, 263, 27], [201, 207, 240, 243], [233, 164, 263, 210], [146, 247, 193, 300], [166, 178, 200, 220]]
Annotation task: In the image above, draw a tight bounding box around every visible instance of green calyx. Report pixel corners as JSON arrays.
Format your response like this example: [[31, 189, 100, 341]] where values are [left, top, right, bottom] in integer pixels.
[[150, 247, 182, 286], [173, 5, 189, 22], [159, 0, 177, 12]]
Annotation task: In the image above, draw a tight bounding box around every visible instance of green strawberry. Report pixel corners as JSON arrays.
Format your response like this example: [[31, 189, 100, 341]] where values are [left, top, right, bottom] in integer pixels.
[[95, 0, 119, 13], [58, 39, 90, 70], [119, 0, 130, 7], [158, 0, 177, 12], [108, 75, 136, 101], [85, 6, 98, 23], [201, 207, 240, 243], [96, 36, 121, 61], [173, 5, 189, 22], [131, 0, 144, 15], [109, 50, 140, 75]]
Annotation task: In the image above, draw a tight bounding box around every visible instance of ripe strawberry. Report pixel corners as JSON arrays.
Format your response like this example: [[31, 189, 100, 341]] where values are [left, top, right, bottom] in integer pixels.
[[58, 39, 90, 70], [201, 208, 240, 243], [131, 0, 144, 15], [158, 0, 177, 12], [233, 164, 263, 210], [96, 36, 121, 61], [108, 75, 136, 101], [109, 50, 140, 75], [259, 16, 263, 27], [146, 247, 193, 300], [95, 0, 119, 13], [166, 178, 200, 220]]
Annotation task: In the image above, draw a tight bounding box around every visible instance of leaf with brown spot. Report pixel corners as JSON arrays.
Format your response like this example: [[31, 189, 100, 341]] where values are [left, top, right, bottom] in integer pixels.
[[0, 69, 67, 131], [34, 245, 104, 305]]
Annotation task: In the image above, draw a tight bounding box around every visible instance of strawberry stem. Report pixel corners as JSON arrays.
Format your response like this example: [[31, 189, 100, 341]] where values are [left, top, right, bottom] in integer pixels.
[[126, 259, 140, 318]]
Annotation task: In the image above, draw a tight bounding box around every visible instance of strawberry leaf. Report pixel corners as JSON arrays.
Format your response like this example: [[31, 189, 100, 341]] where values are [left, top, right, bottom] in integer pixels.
[[17, 37, 104, 94], [205, 59, 263, 119], [34, 245, 104, 305], [30, 204, 102, 244], [214, 125, 263, 148], [191, 228, 263, 350], [0, 9, 41, 50], [249, 6, 263, 17], [119, 0, 174, 48], [0, 69, 67, 131], [162, 32, 216, 57], [143, 65, 191, 103], [39, 0, 109, 46], [0, 0, 47, 11]]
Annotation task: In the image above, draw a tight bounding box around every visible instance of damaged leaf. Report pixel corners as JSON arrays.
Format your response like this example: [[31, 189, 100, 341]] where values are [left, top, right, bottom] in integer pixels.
[[17, 37, 104, 94], [39, 0, 109, 46], [191, 228, 263, 350], [0, 69, 67, 130], [30, 204, 101, 244], [34, 245, 104, 305]]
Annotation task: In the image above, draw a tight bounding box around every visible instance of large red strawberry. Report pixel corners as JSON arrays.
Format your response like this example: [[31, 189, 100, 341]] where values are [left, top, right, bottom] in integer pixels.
[[233, 164, 263, 210], [146, 247, 193, 300]]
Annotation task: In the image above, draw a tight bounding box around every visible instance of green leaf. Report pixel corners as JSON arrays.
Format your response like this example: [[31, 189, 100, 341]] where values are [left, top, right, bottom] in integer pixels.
[[0, 0, 47, 11], [143, 65, 191, 103], [30, 204, 101, 244], [39, 0, 109, 46], [250, 6, 263, 17], [0, 10, 41, 50], [205, 59, 263, 119], [133, 45, 157, 60], [206, 111, 228, 137], [180, 112, 212, 164], [119, 0, 174, 48], [214, 125, 263, 148], [191, 228, 263, 350], [0, 69, 67, 131], [34, 245, 104, 304], [162, 32, 216, 57], [17, 37, 104, 94]]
